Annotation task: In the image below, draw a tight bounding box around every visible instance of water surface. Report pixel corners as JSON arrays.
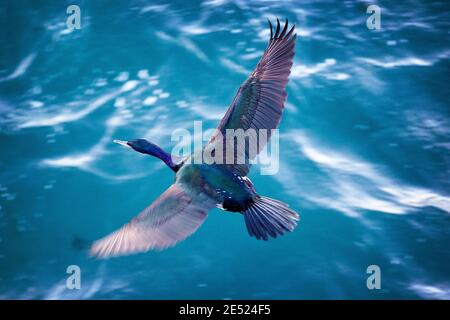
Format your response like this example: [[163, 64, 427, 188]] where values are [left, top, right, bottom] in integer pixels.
[[0, 0, 449, 299]]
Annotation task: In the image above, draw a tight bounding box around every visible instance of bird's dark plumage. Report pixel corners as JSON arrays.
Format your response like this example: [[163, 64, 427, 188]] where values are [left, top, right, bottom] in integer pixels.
[[90, 19, 299, 258]]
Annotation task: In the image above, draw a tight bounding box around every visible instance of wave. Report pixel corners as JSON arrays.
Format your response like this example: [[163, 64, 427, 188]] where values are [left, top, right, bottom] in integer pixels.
[[356, 50, 450, 69], [220, 57, 250, 75], [0, 53, 37, 82], [155, 31, 210, 63], [280, 131, 450, 216], [357, 57, 432, 68], [291, 58, 350, 81], [18, 80, 140, 128], [409, 283, 450, 300], [40, 108, 153, 181]]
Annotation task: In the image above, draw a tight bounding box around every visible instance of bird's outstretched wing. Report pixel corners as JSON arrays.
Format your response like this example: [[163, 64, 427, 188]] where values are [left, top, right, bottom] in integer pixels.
[[206, 18, 297, 176], [90, 184, 214, 258]]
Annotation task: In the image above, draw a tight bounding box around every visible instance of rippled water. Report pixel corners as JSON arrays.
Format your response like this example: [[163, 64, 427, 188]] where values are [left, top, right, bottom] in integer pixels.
[[1, 0, 450, 299]]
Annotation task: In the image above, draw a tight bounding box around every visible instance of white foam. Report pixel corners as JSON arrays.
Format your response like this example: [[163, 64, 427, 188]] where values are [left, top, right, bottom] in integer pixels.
[[137, 69, 150, 79], [179, 37, 209, 62], [298, 29, 312, 37], [202, 0, 228, 7], [155, 31, 209, 63], [94, 78, 108, 87], [357, 57, 432, 68], [176, 100, 189, 108], [143, 96, 158, 106], [43, 125, 113, 169], [387, 40, 397, 46], [140, 4, 169, 13], [410, 283, 450, 300], [28, 100, 44, 108], [323, 73, 350, 81], [20, 91, 117, 128], [43, 154, 94, 168], [114, 72, 129, 82], [114, 97, 126, 108], [120, 80, 139, 92], [19, 79, 142, 128], [291, 59, 336, 78], [181, 24, 211, 35], [190, 102, 224, 120], [241, 51, 263, 60], [155, 31, 173, 42], [220, 58, 250, 75], [106, 116, 124, 127], [284, 131, 450, 216], [0, 53, 37, 82], [257, 29, 271, 41]]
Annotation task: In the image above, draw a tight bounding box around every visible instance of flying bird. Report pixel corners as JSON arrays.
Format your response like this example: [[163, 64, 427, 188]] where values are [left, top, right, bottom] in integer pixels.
[[90, 18, 299, 258]]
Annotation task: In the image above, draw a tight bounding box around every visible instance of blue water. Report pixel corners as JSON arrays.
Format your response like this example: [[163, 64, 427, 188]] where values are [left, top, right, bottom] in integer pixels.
[[1, 0, 450, 299]]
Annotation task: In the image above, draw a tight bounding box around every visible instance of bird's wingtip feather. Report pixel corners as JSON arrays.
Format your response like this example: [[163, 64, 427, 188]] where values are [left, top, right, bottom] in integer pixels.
[[267, 18, 296, 41]]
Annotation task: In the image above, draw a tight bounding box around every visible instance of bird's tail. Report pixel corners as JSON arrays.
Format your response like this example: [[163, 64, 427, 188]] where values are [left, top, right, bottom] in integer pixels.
[[243, 196, 299, 240]]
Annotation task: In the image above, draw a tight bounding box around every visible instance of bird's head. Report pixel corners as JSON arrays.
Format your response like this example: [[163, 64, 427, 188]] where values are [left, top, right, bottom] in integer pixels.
[[113, 138, 157, 155], [114, 138, 181, 172]]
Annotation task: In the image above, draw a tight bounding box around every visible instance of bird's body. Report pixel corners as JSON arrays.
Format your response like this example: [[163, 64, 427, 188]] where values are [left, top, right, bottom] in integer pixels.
[[90, 18, 300, 258], [177, 160, 257, 212]]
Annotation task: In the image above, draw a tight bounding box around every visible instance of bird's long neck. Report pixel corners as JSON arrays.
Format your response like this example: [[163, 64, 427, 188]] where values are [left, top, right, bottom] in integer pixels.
[[142, 144, 180, 172]]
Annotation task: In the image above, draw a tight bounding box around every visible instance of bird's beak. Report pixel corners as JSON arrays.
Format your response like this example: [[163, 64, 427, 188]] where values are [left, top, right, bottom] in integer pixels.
[[113, 139, 132, 149]]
